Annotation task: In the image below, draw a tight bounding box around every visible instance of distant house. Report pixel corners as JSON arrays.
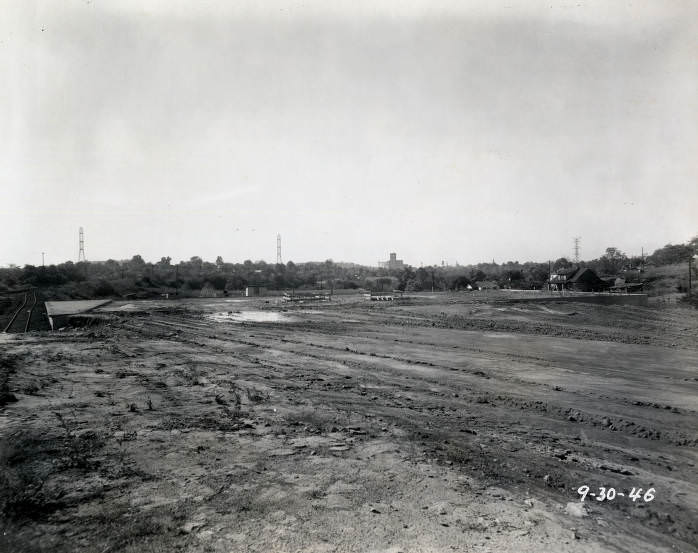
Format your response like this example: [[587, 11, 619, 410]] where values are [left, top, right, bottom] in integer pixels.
[[610, 277, 644, 293], [475, 281, 499, 291], [549, 267, 607, 292], [282, 290, 331, 302], [245, 285, 267, 297]]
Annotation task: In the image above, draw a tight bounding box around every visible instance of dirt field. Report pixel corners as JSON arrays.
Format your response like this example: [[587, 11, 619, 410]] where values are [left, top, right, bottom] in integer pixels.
[[1, 293, 696, 552]]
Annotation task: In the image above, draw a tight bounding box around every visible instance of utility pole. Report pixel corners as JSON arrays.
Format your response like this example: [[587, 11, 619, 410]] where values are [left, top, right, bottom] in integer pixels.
[[41, 252, 45, 267], [276, 234, 282, 265], [689, 256, 693, 297]]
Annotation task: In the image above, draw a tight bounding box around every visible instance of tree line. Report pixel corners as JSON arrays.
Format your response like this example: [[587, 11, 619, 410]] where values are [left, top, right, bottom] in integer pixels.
[[0, 236, 695, 299]]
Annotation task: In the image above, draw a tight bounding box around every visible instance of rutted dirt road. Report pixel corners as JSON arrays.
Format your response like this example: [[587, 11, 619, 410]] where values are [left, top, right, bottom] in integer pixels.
[[1, 295, 696, 552]]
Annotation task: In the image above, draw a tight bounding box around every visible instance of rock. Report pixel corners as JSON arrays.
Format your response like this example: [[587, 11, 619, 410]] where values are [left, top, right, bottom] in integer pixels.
[[180, 521, 204, 534], [565, 502, 587, 518], [0, 392, 18, 404]]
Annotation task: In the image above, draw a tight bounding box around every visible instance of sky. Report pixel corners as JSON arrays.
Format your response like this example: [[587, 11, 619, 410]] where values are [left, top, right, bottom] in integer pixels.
[[1, 0, 696, 267]]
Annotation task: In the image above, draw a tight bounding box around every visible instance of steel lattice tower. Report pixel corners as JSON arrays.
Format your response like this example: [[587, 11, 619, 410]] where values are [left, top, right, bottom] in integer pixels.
[[573, 236, 581, 263], [276, 234, 282, 264], [78, 227, 86, 262]]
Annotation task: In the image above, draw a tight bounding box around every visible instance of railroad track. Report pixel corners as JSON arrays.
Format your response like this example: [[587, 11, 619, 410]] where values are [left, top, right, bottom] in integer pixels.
[[3, 290, 38, 333]]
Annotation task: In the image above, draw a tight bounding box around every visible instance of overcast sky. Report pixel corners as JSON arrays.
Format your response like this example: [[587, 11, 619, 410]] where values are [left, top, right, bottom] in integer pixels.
[[1, 1, 696, 267]]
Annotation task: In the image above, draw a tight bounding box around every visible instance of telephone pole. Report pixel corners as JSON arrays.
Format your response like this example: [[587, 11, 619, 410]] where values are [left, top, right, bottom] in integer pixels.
[[41, 252, 45, 267], [276, 234, 282, 265]]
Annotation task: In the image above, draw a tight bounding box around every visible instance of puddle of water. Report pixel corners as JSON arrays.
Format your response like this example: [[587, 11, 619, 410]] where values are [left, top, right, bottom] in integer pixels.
[[208, 311, 295, 323], [202, 300, 253, 308]]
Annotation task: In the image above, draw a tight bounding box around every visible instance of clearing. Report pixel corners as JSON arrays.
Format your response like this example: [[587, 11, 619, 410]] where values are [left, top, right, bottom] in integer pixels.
[[1, 293, 696, 552]]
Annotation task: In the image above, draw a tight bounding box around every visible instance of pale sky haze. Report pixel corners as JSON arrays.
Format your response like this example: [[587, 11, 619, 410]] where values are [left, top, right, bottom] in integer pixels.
[[1, 1, 696, 267]]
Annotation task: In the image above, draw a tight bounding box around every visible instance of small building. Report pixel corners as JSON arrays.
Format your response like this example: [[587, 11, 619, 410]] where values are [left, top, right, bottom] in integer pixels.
[[282, 290, 331, 302], [610, 277, 644, 293], [549, 267, 608, 292], [45, 300, 112, 330], [245, 285, 267, 297]]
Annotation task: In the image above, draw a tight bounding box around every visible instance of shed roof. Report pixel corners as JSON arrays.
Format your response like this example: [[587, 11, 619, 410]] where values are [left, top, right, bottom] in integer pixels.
[[45, 300, 112, 316]]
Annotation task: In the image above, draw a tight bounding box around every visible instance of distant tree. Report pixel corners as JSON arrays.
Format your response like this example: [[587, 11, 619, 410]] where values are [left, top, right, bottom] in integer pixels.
[[649, 243, 694, 266], [525, 263, 550, 288], [689, 235, 698, 252], [158, 256, 172, 266], [599, 247, 628, 275], [94, 280, 115, 297], [225, 275, 247, 290], [552, 258, 573, 271], [185, 278, 203, 290], [469, 269, 487, 282], [206, 275, 227, 290], [131, 255, 145, 266], [451, 275, 471, 290], [397, 267, 415, 291], [376, 277, 393, 291], [104, 259, 121, 277], [404, 278, 422, 291]]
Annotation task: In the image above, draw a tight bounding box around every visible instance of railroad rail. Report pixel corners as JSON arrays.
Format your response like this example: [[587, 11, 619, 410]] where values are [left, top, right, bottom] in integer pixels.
[[3, 290, 38, 333]]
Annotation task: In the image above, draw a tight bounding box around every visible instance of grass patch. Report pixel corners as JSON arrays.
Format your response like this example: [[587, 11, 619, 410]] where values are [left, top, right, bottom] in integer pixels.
[[0, 421, 106, 520]]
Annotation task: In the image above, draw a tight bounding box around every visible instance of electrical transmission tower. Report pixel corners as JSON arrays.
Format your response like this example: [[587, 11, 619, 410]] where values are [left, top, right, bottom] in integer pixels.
[[78, 227, 86, 262], [276, 233, 282, 265], [573, 236, 581, 263]]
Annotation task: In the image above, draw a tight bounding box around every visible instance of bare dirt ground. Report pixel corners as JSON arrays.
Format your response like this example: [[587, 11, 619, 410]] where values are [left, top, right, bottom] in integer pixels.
[[1, 293, 696, 553]]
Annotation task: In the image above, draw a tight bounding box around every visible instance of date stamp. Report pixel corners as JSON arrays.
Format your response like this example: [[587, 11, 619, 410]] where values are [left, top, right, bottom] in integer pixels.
[[577, 485, 655, 503]]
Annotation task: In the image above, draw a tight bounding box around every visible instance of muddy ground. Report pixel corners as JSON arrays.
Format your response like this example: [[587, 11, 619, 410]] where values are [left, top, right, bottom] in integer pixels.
[[1, 293, 696, 552]]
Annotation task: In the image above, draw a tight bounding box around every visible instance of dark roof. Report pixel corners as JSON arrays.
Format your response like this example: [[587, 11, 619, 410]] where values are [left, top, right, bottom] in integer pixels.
[[556, 267, 598, 282], [550, 267, 602, 283], [567, 267, 590, 282]]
